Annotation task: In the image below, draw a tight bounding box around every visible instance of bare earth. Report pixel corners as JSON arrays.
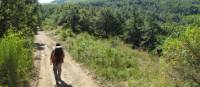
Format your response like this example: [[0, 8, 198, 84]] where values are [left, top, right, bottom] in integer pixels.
[[33, 31, 99, 87]]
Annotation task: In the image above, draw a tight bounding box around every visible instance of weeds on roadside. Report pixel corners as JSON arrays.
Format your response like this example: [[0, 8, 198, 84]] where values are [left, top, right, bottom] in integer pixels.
[[0, 31, 33, 86]]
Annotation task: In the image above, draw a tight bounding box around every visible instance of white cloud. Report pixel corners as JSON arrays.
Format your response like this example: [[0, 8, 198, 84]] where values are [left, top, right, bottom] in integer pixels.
[[38, 0, 54, 3]]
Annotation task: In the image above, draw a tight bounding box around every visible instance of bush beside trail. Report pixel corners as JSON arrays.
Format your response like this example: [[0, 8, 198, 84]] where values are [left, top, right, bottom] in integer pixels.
[[161, 27, 200, 86], [0, 32, 34, 86]]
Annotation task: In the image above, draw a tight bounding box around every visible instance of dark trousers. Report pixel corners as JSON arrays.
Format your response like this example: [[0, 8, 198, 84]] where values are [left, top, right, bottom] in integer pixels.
[[53, 63, 62, 82]]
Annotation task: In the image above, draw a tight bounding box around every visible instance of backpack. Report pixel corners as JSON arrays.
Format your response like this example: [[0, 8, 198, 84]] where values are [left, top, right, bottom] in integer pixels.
[[54, 48, 63, 63]]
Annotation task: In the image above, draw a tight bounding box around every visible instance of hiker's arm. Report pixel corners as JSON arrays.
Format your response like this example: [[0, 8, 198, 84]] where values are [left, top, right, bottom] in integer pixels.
[[50, 50, 54, 65]]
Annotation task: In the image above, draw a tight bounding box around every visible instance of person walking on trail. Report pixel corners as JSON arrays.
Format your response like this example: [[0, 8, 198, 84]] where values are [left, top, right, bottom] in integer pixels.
[[50, 43, 65, 84]]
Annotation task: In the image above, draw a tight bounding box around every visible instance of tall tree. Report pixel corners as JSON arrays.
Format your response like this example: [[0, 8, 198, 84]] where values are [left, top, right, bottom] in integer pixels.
[[0, 0, 40, 36]]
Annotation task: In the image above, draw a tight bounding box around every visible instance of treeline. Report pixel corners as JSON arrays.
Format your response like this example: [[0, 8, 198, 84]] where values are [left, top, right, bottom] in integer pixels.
[[0, 0, 40, 86], [42, 0, 200, 86], [42, 0, 200, 50], [0, 0, 41, 36]]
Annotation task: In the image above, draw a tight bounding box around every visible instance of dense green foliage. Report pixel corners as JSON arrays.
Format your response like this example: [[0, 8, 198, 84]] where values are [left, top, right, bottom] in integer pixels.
[[42, 0, 200, 87]]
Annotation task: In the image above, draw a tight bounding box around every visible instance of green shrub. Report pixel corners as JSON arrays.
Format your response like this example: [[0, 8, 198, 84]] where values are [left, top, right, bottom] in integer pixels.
[[161, 27, 200, 87], [58, 28, 75, 41], [0, 32, 33, 86]]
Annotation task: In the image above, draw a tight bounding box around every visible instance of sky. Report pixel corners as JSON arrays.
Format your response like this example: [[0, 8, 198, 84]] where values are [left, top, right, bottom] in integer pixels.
[[38, 0, 54, 3]]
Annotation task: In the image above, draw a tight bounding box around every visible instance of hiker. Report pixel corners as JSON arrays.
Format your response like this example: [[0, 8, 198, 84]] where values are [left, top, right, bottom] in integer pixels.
[[157, 48, 162, 57], [50, 43, 65, 83]]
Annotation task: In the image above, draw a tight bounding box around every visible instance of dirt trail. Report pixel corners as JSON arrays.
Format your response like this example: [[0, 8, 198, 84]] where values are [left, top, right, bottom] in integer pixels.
[[34, 31, 99, 87]]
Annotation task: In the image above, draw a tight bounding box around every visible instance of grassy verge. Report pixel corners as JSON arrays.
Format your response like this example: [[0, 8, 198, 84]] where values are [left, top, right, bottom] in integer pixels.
[[53, 27, 200, 87], [68, 33, 139, 81], [53, 29, 160, 87]]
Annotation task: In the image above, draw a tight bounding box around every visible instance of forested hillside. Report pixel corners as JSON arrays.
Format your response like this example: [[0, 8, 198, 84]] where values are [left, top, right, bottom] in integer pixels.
[[0, 0, 40, 86], [42, 0, 200, 86], [43, 0, 200, 50]]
